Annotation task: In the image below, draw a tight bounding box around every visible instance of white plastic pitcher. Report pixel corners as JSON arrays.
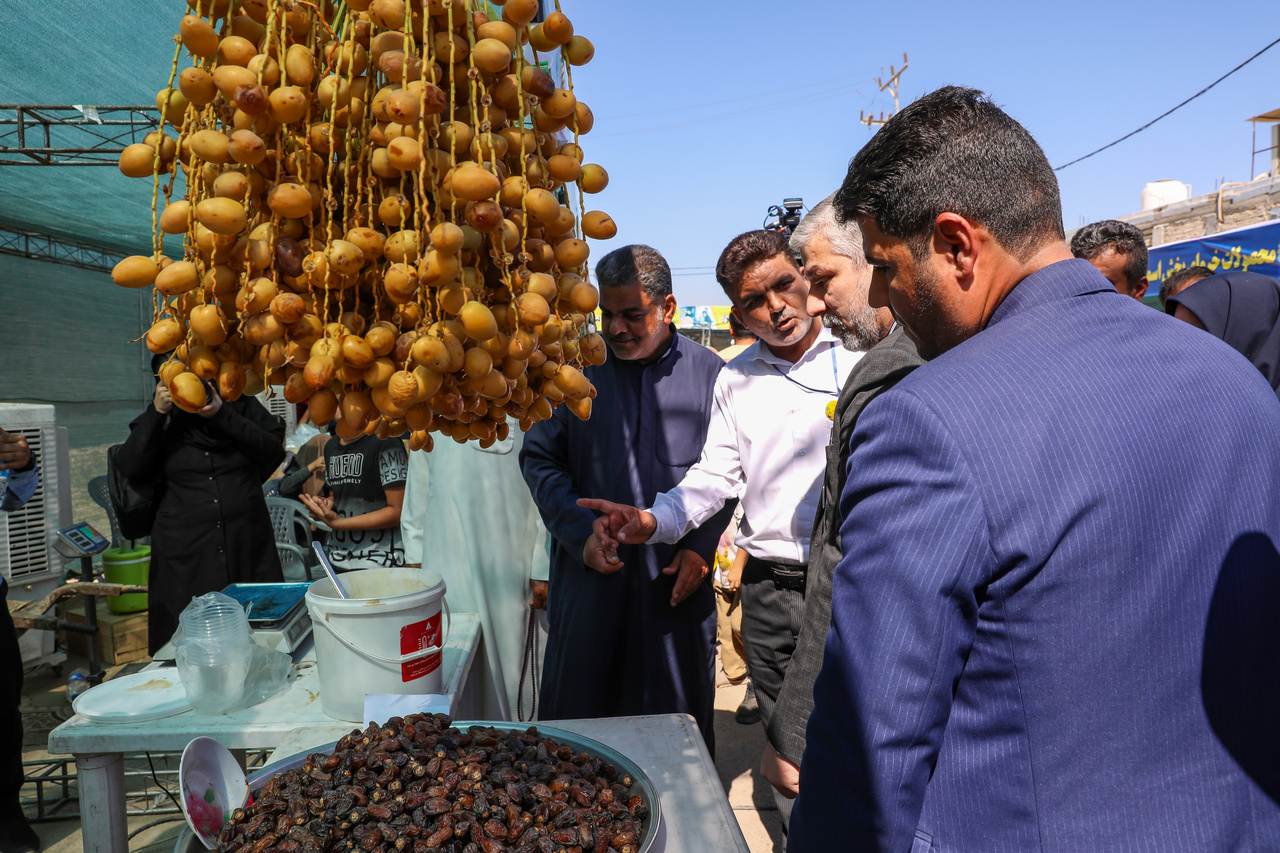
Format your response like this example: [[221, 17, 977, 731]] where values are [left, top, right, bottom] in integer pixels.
[[305, 568, 449, 722]]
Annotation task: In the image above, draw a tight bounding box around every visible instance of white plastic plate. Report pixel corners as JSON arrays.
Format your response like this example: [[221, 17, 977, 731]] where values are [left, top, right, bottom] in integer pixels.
[[71, 669, 191, 722]]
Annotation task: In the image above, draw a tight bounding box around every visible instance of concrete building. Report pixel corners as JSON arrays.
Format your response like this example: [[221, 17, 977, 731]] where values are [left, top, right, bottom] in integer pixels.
[[1114, 114, 1280, 246], [1119, 174, 1280, 247]]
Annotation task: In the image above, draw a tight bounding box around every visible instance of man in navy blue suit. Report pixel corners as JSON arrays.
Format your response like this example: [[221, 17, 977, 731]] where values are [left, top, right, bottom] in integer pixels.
[[791, 86, 1280, 851]]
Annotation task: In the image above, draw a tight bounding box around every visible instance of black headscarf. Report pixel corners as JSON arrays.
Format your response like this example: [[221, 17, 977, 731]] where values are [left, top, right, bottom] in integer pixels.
[[1167, 272, 1280, 399]]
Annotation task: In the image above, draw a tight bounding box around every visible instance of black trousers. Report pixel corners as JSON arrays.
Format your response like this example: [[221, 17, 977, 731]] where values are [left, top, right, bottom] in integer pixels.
[[0, 583, 25, 821], [738, 555, 807, 730]]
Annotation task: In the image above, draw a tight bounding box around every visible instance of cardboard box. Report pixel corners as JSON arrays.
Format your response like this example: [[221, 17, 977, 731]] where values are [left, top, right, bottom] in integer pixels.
[[60, 602, 150, 665]]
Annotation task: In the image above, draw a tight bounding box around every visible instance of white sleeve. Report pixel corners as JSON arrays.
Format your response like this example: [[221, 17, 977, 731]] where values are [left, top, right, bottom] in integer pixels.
[[399, 449, 430, 566], [647, 370, 744, 543], [529, 520, 551, 583]]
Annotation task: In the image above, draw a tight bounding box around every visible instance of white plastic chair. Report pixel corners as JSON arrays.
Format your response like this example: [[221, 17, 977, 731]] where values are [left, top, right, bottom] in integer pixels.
[[264, 497, 329, 583]]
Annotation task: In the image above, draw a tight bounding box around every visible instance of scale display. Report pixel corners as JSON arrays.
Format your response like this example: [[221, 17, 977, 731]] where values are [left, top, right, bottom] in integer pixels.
[[54, 522, 111, 558]]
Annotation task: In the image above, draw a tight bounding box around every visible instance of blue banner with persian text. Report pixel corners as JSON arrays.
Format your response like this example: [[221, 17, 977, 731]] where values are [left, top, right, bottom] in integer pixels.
[[1148, 220, 1280, 283]]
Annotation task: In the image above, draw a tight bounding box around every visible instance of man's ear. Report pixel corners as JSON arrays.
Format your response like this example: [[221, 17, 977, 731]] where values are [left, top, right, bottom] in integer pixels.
[[1131, 277, 1149, 301], [661, 293, 678, 325], [932, 213, 979, 287], [867, 265, 890, 310]]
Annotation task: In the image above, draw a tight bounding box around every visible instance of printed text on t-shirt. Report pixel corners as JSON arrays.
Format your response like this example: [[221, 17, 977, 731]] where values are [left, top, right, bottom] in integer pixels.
[[328, 452, 364, 484]]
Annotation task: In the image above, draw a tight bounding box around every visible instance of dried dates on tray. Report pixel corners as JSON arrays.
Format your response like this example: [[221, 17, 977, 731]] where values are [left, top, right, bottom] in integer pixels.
[[217, 713, 649, 853]]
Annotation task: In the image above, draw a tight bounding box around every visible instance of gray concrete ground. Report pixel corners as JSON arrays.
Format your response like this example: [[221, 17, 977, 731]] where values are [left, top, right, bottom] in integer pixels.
[[713, 679, 787, 852], [19, 653, 784, 852]]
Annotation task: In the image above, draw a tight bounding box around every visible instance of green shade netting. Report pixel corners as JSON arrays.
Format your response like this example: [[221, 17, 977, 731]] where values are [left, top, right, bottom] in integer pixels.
[[0, 0, 192, 253]]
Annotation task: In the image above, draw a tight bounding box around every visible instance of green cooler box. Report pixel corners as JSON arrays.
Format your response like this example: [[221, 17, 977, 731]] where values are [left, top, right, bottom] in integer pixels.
[[102, 546, 149, 614]]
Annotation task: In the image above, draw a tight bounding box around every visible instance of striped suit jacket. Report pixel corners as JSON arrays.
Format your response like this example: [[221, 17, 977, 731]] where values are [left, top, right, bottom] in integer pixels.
[[791, 258, 1280, 852]]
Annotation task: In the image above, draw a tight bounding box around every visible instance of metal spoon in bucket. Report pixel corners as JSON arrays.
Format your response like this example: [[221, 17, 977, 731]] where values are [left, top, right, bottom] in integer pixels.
[[312, 542, 350, 600]]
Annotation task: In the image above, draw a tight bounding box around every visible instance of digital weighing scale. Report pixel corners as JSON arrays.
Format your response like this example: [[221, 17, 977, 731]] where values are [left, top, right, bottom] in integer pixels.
[[52, 522, 111, 560], [50, 521, 113, 686], [220, 582, 313, 654]]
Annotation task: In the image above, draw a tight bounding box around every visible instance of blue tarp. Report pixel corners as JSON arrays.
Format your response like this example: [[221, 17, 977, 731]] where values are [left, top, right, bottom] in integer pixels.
[[1148, 220, 1280, 284]]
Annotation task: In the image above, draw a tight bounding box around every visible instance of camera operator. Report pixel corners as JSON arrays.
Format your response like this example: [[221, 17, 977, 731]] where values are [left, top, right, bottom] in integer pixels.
[[115, 355, 285, 655], [0, 427, 40, 853]]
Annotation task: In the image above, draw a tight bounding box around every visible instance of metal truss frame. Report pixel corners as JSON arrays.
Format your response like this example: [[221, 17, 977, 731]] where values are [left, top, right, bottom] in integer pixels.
[[0, 105, 160, 166], [0, 223, 124, 273]]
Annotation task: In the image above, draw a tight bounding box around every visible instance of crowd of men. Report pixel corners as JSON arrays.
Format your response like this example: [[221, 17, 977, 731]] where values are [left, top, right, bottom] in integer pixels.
[[5, 84, 1279, 853], [519, 85, 1280, 850]]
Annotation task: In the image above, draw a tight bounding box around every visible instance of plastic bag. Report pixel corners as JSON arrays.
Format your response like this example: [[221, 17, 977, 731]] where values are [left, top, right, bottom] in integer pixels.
[[241, 643, 291, 706], [173, 592, 291, 715], [284, 421, 321, 453]]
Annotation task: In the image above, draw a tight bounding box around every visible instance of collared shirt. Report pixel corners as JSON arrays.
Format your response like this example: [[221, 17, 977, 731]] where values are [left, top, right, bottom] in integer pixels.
[[648, 327, 862, 564]]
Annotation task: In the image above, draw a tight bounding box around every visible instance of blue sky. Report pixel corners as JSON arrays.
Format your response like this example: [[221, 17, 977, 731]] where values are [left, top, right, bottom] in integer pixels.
[[562, 1, 1280, 305]]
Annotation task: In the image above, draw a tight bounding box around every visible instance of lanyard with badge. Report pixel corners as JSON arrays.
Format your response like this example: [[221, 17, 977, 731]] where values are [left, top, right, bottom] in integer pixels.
[[768, 346, 841, 420]]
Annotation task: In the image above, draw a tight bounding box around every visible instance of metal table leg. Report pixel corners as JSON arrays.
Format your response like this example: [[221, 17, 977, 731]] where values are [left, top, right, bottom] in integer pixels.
[[75, 752, 127, 853]]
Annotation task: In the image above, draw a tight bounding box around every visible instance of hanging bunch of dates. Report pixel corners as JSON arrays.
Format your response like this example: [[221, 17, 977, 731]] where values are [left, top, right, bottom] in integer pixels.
[[216, 714, 649, 853], [113, 0, 616, 450]]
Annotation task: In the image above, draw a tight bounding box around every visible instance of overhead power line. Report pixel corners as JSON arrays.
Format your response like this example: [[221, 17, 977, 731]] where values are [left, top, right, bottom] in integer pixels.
[[592, 79, 871, 139], [595, 68, 879, 122], [1054, 34, 1280, 171]]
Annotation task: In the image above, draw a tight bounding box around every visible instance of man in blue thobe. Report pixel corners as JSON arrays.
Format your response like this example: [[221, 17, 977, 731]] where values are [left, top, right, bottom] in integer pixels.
[[520, 245, 733, 752]]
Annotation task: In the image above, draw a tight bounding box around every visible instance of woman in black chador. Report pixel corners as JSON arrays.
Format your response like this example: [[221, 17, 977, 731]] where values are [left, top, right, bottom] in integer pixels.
[[116, 356, 285, 654]]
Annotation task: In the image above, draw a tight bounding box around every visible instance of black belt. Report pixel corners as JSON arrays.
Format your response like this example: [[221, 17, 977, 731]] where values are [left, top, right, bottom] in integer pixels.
[[743, 554, 807, 593]]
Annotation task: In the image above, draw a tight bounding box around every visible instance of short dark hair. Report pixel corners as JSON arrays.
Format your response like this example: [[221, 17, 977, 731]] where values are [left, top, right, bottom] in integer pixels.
[[1159, 264, 1214, 309], [594, 244, 672, 302], [1070, 220, 1149, 287], [727, 312, 754, 339], [715, 230, 795, 299], [833, 86, 1064, 261]]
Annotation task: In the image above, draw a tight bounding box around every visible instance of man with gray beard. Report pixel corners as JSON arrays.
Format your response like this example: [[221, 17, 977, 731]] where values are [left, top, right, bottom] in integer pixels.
[[760, 195, 922, 801], [579, 225, 881, 828]]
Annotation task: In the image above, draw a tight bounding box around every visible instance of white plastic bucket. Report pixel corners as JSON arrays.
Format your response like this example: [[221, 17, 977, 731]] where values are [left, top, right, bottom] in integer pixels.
[[305, 568, 450, 722]]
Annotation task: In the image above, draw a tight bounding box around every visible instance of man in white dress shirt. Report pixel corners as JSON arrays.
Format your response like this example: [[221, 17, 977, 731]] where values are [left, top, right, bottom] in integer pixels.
[[579, 229, 862, 825]]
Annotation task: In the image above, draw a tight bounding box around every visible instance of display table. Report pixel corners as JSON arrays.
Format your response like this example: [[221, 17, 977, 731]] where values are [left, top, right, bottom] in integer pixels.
[[258, 713, 750, 853], [47, 612, 481, 853]]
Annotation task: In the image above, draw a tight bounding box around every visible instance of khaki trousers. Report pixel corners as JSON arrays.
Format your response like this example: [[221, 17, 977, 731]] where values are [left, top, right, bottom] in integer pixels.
[[714, 584, 747, 683]]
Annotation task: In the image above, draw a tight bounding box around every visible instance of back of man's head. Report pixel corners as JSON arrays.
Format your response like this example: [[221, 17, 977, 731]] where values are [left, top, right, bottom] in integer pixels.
[[833, 86, 1065, 261], [727, 312, 754, 341], [1071, 220, 1149, 290], [595, 244, 673, 301], [715, 229, 795, 300]]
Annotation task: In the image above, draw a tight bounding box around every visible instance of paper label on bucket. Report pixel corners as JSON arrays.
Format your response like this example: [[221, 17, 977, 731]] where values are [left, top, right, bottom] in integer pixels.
[[400, 613, 442, 682]]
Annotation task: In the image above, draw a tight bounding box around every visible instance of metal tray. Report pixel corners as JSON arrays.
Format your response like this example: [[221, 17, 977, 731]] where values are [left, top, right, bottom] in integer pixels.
[[220, 582, 311, 628], [175, 721, 662, 853]]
